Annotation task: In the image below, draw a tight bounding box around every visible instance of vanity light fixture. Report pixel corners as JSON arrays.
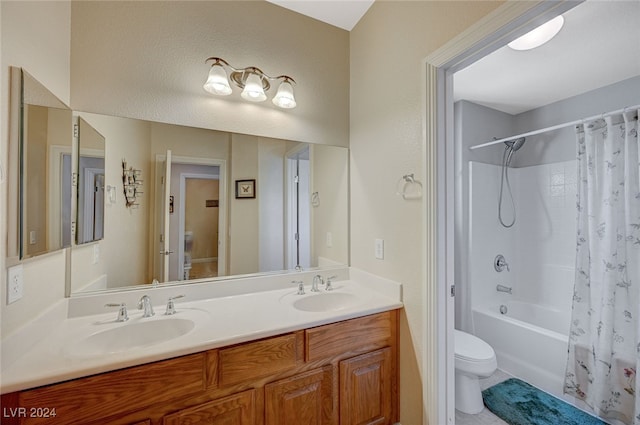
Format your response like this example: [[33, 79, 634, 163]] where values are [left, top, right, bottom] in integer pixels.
[[203, 57, 297, 109], [508, 15, 565, 51]]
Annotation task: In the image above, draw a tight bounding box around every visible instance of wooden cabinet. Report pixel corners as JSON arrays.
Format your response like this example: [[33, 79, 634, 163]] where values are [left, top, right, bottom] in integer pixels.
[[1, 310, 398, 425], [340, 348, 393, 425], [265, 366, 334, 425]]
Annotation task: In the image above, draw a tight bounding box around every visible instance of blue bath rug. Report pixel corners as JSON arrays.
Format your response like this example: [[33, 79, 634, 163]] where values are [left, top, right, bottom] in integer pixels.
[[482, 378, 607, 425]]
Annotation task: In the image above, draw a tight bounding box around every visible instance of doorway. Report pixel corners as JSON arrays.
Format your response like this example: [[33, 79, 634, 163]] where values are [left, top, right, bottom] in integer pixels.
[[425, 2, 581, 423], [154, 152, 227, 283]]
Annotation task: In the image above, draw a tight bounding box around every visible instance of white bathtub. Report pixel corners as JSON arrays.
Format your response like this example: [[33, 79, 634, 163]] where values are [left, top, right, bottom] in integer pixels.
[[473, 301, 570, 399]]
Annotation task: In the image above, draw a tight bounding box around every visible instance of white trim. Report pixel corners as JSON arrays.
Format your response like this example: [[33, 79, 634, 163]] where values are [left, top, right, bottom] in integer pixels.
[[48, 145, 71, 249], [422, 1, 581, 423]]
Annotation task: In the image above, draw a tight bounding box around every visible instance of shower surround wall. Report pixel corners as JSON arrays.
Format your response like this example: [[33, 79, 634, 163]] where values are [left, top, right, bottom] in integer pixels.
[[469, 160, 576, 398], [468, 160, 576, 314]]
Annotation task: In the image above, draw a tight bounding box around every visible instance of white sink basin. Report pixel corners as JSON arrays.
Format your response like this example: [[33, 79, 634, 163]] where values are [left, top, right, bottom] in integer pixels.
[[293, 292, 361, 312], [68, 317, 195, 357]]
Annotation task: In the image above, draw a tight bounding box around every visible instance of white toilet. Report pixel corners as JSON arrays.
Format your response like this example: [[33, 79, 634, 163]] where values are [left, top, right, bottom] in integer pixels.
[[454, 330, 497, 414]]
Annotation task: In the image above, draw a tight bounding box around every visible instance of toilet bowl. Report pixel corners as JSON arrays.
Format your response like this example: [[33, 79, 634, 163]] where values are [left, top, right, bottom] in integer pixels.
[[454, 329, 497, 414]]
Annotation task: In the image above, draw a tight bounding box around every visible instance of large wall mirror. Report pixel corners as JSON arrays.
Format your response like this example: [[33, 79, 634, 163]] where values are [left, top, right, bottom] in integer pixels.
[[69, 112, 349, 294], [8, 68, 349, 295], [7, 68, 73, 261]]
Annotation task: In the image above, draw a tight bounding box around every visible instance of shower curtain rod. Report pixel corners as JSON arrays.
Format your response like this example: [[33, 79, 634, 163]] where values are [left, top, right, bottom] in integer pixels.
[[469, 104, 640, 150]]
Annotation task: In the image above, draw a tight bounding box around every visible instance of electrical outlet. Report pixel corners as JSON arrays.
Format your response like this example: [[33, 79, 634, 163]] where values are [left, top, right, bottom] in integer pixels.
[[326, 232, 333, 248], [29, 230, 36, 245], [7, 265, 24, 304], [375, 238, 384, 260]]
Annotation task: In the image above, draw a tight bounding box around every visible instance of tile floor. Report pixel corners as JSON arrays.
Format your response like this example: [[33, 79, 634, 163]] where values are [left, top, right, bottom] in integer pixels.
[[455, 369, 512, 425]]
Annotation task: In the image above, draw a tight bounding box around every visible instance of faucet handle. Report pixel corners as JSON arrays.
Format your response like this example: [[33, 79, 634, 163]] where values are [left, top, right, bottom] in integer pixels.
[[494, 255, 510, 272], [293, 280, 305, 295], [326, 275, 338, 291], [165, 295, 185, 315], [105, 303, 129, 322]]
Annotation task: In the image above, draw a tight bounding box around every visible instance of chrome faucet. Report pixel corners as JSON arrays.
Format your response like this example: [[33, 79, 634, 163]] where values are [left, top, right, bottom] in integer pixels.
[[311, 274, 324, 292], [496, 284, 512, 294], [165, 295, 185, 315], [325, 275, 337, 291], [105, 303, 129, 322], [138, 295, 155, 317]]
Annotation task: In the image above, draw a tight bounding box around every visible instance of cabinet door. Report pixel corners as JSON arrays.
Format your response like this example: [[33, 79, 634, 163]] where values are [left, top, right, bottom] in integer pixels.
[[163, 389, 255, 425], [265, 366, 334, 425], [339, 348, 392, 425]]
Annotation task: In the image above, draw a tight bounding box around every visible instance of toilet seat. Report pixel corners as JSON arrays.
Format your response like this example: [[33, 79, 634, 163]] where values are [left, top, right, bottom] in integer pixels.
[[454, 330, 494, 362]]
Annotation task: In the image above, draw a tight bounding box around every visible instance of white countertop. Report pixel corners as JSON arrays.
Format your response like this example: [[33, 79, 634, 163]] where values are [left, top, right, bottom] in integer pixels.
[[1, 269, 402, 394]]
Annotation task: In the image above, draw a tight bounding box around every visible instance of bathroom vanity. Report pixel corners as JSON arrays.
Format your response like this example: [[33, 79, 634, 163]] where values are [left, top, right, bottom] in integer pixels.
[[1, 271, 402, 425], [2, 311, 398, 425]]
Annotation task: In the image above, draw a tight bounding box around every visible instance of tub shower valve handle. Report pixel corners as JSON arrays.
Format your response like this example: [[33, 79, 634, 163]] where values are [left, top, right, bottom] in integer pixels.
[[293, 280, 305, 295], [494, 254, 510, 272], [165, 295, 185, 315], [105, 303, 129, 322]]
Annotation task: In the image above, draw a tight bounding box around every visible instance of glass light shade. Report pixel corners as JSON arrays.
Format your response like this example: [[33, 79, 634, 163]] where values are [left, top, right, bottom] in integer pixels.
[[241, 73, 267, 102], [272, 80, 297, 109], [508, 16, 564, 51], [203, 64, 232, 95]]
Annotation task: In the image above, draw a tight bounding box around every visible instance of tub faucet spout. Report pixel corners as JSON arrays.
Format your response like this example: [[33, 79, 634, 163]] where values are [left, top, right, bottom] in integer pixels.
[[496, 284, 512, 294]]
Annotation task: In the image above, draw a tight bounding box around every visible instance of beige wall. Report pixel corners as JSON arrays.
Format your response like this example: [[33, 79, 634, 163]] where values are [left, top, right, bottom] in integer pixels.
[[25, 105, 48, 256], [311, 144, 349, 266], [1, 1, 71, 338], [229, 134, 260, 275], [70, 1, 349, 147], [72, 113, 152, 291], [349, 2, 504, 423]]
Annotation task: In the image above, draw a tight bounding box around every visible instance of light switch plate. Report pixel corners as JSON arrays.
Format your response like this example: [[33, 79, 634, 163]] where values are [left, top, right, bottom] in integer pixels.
[[326, 232, 333, 248], [7, 264, 24, 304], [375, 238, 384, 260]]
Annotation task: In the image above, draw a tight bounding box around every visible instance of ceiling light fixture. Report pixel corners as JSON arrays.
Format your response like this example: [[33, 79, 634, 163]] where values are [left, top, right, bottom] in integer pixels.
[[508, 15, 565, 51], [203, 57, 297, 109]]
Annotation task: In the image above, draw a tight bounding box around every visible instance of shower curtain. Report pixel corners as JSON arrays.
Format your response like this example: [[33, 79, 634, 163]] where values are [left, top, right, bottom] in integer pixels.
[[564, 109, 640, 424]]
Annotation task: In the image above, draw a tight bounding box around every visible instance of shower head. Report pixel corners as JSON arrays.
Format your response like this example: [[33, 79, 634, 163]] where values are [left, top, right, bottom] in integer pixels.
[[504, 137, 526, 152]]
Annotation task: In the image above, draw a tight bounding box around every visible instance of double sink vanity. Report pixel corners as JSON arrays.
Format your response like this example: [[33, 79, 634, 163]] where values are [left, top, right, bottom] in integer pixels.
[[1, 268, 403, 425]]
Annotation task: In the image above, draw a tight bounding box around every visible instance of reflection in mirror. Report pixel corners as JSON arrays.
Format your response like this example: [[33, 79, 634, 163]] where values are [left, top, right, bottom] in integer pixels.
[[70, 113, 349, 295], [77, 118, 105, 244], [7, 67, 73, 260]]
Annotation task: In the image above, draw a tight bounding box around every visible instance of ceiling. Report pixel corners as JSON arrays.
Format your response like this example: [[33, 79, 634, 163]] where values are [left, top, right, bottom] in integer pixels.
[[453, 0, 640, 115], [266, 0, 374, 31], [267, 1, 639, 115]]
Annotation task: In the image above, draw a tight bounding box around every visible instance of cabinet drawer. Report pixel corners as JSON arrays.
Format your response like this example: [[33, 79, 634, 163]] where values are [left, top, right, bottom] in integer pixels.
[[219, 332, 303, 386], [163, 389, 255, 425], [305, 312, 392, 361], [18, 353, 206, 425]]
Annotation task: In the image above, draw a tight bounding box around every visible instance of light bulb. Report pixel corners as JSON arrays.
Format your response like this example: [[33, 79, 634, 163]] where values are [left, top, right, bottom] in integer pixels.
[[241, 73, 267, 102], [508, 16, 564, 51], [203, 64, 232, 95], [272, 80, 297, 109]]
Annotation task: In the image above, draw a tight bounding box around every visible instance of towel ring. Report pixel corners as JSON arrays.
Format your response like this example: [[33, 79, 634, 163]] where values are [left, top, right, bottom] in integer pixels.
[[396, 173, 422, 200]]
